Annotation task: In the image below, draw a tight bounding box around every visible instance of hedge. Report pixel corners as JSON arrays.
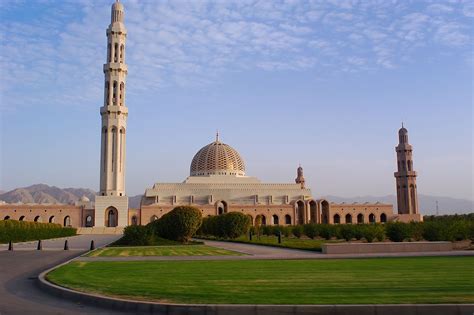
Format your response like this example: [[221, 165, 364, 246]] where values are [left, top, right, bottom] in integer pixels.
[[0, 220, 76, 243], [199, 212, 251, 239], [149, 206, 202, 243]]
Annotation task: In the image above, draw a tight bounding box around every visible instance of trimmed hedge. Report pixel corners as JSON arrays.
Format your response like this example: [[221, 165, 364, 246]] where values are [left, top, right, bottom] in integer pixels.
[[199, 212, 251, 239], [149, 206, 202, 243], [116, 225, 156, 246], [0, 220, 76, 243]]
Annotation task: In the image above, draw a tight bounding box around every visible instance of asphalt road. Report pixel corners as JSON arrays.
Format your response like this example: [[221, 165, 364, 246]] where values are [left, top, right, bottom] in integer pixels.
[[0, 235, 125, 315]]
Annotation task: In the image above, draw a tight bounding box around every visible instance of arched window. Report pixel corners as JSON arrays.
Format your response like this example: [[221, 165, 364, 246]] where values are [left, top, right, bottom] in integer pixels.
[[19, 216, 25, 221], [309, 200, 317, 223], [34, 216, 41, 223], [120, 44, 124, 62], [119, 82, 124, 106], [380, 213, 387, 223], [112, 81, 117, 105], [107, 43, 111, 62], [105, 81, 109, 105], [150, 215, 158, 223], [261, 215, 267, 226], [333, 214, 340, 224], [272, 215, 279, 225], [114, 43, 118, 62], [357, 213, 364, 224], [216, 201, 227, 215], [4, 216, 10, 220], [131, 216, 138, 225], [296, 200, 305, 225], [64, 216, 71, 227], [369, 213, 376, 223], [111, 128, 117, 171], [345, 214, 352, 224], [285, 214, 291, 225], [49, 216, 55, 223], [105, 208, 118, 227]]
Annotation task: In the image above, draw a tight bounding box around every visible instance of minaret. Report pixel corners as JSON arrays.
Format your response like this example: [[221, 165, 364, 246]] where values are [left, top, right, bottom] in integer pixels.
[[95, 0, 129, 228], [295, 165, 306, 189], [394, 124, 419, 215]]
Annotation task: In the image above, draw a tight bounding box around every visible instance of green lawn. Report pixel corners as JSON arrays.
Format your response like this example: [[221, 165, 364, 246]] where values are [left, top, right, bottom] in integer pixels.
[[200, 235, 344, 251], [86, 245, 243, 257], [47, 256, 474, 304]]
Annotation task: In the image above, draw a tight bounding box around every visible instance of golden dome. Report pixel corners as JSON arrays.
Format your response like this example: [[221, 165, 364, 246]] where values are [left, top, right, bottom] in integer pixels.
[[190, 135, 245, 177]]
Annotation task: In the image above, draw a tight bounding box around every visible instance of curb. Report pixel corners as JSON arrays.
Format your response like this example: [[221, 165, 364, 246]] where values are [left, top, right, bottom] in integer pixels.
[[37, 267, 474, 315]]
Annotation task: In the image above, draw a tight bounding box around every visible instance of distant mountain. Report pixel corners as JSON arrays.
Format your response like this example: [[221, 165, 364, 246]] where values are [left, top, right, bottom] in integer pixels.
[[0, 184, 96, 205], [0, 184, 471, 215], [322, 194, 473, 215]]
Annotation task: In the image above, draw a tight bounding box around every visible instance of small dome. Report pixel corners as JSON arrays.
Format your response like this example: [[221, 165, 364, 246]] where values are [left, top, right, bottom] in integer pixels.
[[79, 195, 90, 202], [112, 0, 124, 11], [399, 127, 407, 135], [190, 137, 246, 177]]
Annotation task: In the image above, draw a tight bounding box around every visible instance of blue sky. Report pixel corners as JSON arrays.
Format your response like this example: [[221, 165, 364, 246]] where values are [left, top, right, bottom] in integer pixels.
[[0, 0, 472, 200]]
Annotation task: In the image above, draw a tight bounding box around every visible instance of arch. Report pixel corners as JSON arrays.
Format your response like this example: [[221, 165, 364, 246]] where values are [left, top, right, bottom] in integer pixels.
[[345, 213, 352, 224], [120, 44, 124, 62], [246, 214, 254, 226], [150, 215, 158, 223], [85, 215, 93, 227], [285, 214, 291, 225], [296, 200, 305, 225], [107, 43, 112, 62], [272, 214, 279, 225], [309, 200, 317, 223], [369, 213, 376, 223], [119, 82, 124, 106], [114, 43, 118, 62], [333, 214, 340, 224], [111, 127, 117, 171], [131, 215, 138, 226], [63, 216, 71, 227], [357, 213, 364, 224], [48, 215, 55, 223], [380, 213, 387, 223], [4, 216, 10, 220], [260, 215, 267, 226], [105, 207, 118, 227], [410, 184, 417, 213], [34, 215, 42, 223], [112, 81, 117, 105], [105, 81, 109, 105], [321, 200, 330, 224], [216, 200, 228, 215], [19, 215, 25, 221]]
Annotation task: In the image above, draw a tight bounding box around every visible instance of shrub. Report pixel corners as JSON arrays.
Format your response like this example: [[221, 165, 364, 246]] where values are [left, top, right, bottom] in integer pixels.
[[0, 220, 76, 243], [319, 224, 336, 240], [150, 206, 202, 243], [303, 224, 319, 239], [116, 225, 155, 246], [385, 222, 411, 242], [281, 226, 292, 237], [262, 225, 273, 236], [339, 224, 355, 241], [218, 212, 252, 239], [410, 222, 424, 241], [292, 225, 304, 238], [362, 224, 384, 243]]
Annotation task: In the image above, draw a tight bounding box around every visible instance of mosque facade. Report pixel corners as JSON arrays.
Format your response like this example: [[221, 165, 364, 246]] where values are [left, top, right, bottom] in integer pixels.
[[0, 1, 422, 229]]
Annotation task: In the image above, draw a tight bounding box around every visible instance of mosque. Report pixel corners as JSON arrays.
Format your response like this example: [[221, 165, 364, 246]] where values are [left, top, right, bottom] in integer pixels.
[[0, 1, 422, 230]]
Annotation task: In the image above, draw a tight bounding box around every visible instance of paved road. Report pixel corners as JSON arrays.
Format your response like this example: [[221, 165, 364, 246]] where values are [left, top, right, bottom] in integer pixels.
[[0, 234, 125, 315]]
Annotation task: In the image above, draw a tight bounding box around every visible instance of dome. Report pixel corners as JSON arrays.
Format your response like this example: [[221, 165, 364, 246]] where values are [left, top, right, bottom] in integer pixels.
[[79, 195, 90, 202], [399, 127, 408, 135], [190, 136, 246, 177]]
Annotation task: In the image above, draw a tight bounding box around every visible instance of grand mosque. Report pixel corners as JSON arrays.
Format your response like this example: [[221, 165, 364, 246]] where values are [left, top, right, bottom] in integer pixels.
[[0, 1, 422, 230]]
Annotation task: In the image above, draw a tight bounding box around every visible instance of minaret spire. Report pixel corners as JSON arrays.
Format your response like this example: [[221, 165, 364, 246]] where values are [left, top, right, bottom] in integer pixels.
[[216, 130, 219, 142], [95, 0, 129, 228], [394, 125, 419, 216], [295, 165, 306, 189]]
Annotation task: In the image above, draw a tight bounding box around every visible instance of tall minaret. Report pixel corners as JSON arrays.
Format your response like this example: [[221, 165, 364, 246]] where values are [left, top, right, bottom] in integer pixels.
[[394, 124, 419, 215], [295, 165, 306, 189], [95, 0, 129, 228]]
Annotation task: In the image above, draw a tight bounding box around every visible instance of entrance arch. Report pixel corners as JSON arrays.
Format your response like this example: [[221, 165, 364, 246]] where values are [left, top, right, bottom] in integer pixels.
[[296, 200, 305, 225], [321, 200, 330, 224], [19, 216, 25, 221], [285, 214, 291, 225], [105, 207, 118, 227], [4, 216, 10, 220], [131, 215, 138, 225], [345, 214, 352, 224], [380, 213, 387, 223], [85, 215, 93, 227], [34, 216, 42, 223], [63, 216, 71, 227], [272, 214, 279, 225], [333, 214, 340, 224], [216, 201, 228, 215], [357, 213, 364, 224], [369, 213, 376, 223], [150, 215, 158, 223], [49, 216, 55, 223], [309, 200, 317, 223]]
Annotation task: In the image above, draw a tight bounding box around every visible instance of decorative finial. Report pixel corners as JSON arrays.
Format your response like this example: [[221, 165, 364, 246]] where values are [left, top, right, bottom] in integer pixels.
[[402, 122, 404, 128], [216, 130, 219, 142]]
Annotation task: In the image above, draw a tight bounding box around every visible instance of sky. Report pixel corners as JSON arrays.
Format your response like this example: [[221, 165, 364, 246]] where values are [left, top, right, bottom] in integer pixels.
[[0, 0, 473, 200]]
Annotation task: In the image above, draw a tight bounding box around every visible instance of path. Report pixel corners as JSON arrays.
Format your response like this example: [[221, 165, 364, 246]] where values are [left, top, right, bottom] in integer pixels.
[[0, 234, 125, 315]]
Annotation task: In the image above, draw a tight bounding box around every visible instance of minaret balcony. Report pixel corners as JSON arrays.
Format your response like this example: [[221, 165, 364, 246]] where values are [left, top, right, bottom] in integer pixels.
[[394, 171, 417, 177], [100, 105, 128, 115], [103, 63, 128, 72]]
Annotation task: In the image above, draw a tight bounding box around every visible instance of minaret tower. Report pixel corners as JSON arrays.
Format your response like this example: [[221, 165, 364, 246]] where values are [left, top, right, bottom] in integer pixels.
[[95, 0, 129, 228], [295, 165, 306, 189], [394, 124, 419, 215]]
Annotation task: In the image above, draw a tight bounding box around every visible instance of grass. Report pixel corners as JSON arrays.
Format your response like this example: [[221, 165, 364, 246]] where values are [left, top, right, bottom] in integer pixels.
[[198, 235, 344, 251], [86, 245, 244, 257], [111, 236, 203, 247], [47, 256, 474, 304]]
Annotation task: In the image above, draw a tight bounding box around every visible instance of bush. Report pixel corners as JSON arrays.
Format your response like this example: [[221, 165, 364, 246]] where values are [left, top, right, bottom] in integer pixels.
[[303, 224, 319, 239], [149, 206, 202, 243], [117, 225, 155, 246], [292, 225, 304, 238], [362, 224, 384, 243], [385, 222, 412, 242], [339, 224, 355, 241], [0, 220, 76, 243], [262, 225, 273, 236], [319, 224, 336, 240], [198, 212, 251, 239]]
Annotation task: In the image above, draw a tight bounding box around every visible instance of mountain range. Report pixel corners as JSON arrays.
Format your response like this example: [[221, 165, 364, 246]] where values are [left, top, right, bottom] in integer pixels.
[[0, 184, 472, 215]]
